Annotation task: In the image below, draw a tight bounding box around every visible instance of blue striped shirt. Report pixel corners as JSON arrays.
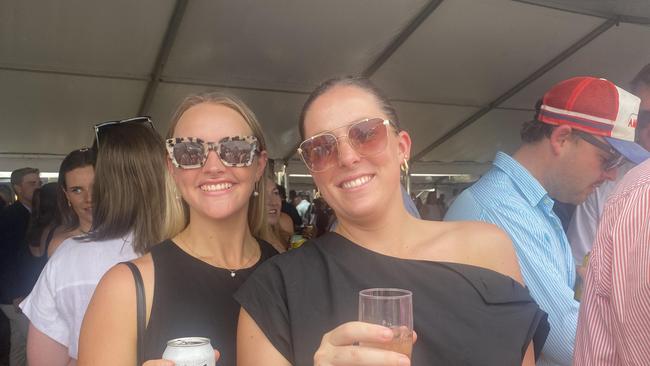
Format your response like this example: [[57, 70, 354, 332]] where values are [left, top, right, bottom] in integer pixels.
[[445, 151, 578, 366]]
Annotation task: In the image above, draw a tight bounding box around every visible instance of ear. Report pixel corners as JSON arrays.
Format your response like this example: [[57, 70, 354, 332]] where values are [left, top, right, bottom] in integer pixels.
[[548, 125, 574, 156], [255, 151, 269, 181], [397, 130, 412, 162], [166, 157, 176, 177]]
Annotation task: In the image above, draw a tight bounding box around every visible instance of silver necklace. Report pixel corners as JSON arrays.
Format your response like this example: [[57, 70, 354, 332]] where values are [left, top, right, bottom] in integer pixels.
[[176, 233, 259, 278], [224, 254, 257, 278]]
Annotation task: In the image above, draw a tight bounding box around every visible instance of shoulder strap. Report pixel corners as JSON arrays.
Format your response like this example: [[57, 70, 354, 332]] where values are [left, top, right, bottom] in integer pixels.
[[122, 261, 146, 366]]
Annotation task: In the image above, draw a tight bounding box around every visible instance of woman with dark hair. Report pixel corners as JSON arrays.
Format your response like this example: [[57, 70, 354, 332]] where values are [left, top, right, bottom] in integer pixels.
[[47, 148, 95, 256], [20, 118, 178, 366], [236, 76, 548, 366], [17, 183, 60, 293]]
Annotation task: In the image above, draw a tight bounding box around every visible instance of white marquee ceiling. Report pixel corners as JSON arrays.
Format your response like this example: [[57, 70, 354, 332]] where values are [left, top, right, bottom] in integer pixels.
[[1, 0, 649, 178]]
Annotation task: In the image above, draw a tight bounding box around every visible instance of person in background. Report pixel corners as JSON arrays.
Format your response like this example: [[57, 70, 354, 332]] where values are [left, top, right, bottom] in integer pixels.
[[13, 183, 59, 310], [446, 77, 649, 365], [20, 117, 174, 366], [79, 92, 276, 366], [295, 192, 311, 225], [0, 184, 13, 210], [0, 167, 40, 366], [420, 192, 444, 221], [279, 185, 302, 230], [47, 148, 95, 257], [263, 175, 293, 252], [236, 76, 547, 366], [574, 158, 650, 365], [567, 64, 650, 264]]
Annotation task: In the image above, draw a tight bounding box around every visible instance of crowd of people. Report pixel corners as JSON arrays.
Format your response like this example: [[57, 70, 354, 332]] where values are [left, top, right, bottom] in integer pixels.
[[0, 65, 649, 366]]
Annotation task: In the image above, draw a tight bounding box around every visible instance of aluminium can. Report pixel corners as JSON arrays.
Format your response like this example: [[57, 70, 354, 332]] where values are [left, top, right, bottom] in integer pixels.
[[162, 337, 215, 366]]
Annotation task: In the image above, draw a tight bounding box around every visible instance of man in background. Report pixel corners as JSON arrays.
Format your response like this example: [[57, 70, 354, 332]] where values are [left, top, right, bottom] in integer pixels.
[[446, 77, 649, 365], [0, 168, 40, 366], [567, 64, 650, 264]]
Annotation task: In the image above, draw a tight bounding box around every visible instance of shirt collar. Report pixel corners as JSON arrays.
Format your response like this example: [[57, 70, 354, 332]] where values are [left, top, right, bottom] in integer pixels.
[[492, 151, 553, 209]]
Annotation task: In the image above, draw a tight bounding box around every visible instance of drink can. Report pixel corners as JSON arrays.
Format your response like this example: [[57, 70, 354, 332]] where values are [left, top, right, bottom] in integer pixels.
[[162, 337, 215, 366]]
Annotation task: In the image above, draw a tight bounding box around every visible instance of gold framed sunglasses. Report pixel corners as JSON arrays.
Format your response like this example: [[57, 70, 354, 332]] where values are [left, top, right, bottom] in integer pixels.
[[297, 118, 397, 172]]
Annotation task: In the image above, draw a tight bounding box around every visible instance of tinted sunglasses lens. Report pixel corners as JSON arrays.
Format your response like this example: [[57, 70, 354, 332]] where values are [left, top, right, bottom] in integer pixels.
[[301, 134, 337, 171], [348, 118, 388, 156], [173, 141, 205, 167], [219, 140, 256, 166], [605, 154, 625, 171]]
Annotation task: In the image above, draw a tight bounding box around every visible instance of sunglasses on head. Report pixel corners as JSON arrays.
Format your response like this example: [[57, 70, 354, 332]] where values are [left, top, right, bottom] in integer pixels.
[[297, 118, 397, 172], [166, 136, 259, 169], [93, 116, 154, 145], [574, 130, 626, 171]]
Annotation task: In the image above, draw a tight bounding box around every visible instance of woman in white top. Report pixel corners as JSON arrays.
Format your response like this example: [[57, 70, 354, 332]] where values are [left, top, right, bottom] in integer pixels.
[[20, 118, 180, 366]]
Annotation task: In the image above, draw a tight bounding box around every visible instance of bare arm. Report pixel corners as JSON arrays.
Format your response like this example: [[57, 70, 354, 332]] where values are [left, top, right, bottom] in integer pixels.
[[27, 323, 72, 366], [237, 308, 291, 366], [77, 264, 139, 365], [238, 308, 411, 366]]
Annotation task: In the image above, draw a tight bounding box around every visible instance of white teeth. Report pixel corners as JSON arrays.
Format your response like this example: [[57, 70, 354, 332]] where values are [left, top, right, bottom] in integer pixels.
[[341, 175, 372, 189], [200, 183, 233, 192]]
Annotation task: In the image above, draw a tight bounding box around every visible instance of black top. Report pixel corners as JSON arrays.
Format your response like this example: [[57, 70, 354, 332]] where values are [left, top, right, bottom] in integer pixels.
[[281, 201, 302, 229], [13, 226, 55, 299], [235, 232, 549, 366], [0, 202, 30, 303], [143, 239, 277, 365]]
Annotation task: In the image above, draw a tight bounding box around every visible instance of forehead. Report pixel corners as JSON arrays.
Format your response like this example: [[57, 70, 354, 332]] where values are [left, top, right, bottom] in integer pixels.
[[174, 102, 254, 140], [21, 173, 40, 183], [304, 85, 386, 137], [65, 165, 95, 184]]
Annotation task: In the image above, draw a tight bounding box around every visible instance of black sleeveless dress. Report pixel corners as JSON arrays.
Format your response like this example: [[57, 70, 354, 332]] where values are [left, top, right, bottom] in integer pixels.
[[235, 232, 549, 366], [143, 239, 277, 365]]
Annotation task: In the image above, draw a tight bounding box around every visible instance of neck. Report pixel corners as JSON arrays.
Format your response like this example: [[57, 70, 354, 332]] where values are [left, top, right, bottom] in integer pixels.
[[335, 192, 416, 256], [175, 207, 258, 268], [18, 198, 31, 210], [78, 219, 92, 234], [512, 144, 553, 192]]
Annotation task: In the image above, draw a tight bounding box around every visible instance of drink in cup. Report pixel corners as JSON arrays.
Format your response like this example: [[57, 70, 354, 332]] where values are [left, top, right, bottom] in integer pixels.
[[358, 288, 413, 358]]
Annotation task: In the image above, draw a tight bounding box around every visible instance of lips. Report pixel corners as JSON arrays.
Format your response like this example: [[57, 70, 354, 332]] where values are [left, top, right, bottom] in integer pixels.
[[339, 174, 374, 189]]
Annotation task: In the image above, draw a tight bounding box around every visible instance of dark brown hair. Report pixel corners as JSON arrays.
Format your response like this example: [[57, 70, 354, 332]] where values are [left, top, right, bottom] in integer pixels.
[[87, 122, 168, 254], [299, 76, 401, 140], [57, 148, 95, 232], [520, 99, 556, 143], [10, 167, 39, 188]]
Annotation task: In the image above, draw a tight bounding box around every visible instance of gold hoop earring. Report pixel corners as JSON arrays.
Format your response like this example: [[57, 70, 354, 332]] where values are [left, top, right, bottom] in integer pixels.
[[401, 158, 409, 173]]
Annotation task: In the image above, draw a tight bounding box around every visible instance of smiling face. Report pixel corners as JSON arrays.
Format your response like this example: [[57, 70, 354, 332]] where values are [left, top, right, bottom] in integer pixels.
[[169, 102, 267, 221], [301, 85, 411, 223], [265, 177, 282, 225], [63, 165, 94, 229]]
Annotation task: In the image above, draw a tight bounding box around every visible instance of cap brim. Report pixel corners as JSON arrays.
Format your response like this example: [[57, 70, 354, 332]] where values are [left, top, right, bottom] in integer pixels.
[[605, 137, 650, 164]]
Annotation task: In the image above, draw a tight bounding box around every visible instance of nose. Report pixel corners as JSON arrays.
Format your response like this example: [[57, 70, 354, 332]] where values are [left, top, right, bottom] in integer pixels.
[[83, 189, 92, 203], [336, 137, 361, 168], [203, 149, 226, 173], [602, 166, 618, 181]]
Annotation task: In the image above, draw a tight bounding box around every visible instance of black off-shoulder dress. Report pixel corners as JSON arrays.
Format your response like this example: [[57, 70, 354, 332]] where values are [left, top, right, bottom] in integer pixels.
[[235, 232, 549, 366]]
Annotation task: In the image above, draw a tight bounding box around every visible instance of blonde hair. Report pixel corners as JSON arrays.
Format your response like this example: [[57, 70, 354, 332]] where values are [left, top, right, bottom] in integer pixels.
[[165, 91, 268, 239]]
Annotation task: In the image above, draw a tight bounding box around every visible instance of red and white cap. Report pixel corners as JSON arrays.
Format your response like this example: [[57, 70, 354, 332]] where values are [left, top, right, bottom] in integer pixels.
[[538, 76, 650, 164]]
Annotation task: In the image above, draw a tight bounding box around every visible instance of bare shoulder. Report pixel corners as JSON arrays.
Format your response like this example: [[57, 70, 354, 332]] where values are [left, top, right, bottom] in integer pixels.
[[422, 220, 523, 284]]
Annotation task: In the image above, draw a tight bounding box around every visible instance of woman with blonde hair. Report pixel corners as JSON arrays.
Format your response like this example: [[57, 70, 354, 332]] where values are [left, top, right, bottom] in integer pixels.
[[79, 92, 277, 366], [21, 117, 173, 366]]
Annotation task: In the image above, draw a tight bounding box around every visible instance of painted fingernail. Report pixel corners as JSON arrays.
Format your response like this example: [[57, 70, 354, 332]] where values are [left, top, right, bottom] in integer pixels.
[[398, 355, 410, 366], [382, 329, 393, 339]]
